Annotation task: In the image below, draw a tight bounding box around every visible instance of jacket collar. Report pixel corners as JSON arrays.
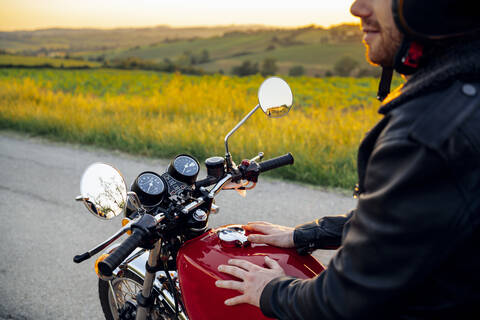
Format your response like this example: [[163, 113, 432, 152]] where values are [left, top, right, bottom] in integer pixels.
[[379, 38, 480, 115]]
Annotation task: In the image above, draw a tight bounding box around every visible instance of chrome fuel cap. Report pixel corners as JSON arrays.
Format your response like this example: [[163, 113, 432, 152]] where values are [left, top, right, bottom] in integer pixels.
[[217, 226, 250, 248]]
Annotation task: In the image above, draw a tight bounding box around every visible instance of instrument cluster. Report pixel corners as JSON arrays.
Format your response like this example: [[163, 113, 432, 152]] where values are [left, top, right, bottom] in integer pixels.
[[130, 154, 200, 209]]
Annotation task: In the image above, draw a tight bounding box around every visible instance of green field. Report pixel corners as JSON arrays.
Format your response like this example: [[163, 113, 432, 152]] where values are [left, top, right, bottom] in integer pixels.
[[0, 54, 100, 68], [0, 68, 403, 189]]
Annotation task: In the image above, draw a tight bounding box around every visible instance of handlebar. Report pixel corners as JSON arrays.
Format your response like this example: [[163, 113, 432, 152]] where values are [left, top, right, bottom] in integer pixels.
[[195, 176, 218, 189], [76, 153, 294, 278], [97, 228, 146, 277], [78, 153, 294, 277], [258, 153, 294, 173]]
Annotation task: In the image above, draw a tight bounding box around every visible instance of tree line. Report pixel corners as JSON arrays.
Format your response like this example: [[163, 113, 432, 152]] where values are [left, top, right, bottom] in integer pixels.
[[1, 50, 379, 78]]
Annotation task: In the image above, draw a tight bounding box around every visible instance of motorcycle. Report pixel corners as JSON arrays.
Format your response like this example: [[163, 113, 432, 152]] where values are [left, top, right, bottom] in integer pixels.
[[74, 77, 325, 320]]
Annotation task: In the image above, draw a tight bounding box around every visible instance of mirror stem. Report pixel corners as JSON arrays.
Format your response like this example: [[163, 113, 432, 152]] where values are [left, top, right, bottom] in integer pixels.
[[224, 104, 260, 169], [127, 191, 144, 212]]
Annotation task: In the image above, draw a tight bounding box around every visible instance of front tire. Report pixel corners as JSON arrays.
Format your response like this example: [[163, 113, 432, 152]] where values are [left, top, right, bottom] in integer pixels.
[[98, 270, 144, 320], [98, 270, 181, 320]]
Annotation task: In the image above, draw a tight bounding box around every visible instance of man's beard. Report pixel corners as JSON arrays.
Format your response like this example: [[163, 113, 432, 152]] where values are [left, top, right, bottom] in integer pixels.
[[363, 19, 403, 67]]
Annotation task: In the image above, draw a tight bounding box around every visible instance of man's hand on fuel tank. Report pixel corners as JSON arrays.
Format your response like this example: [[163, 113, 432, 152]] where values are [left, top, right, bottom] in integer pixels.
[[243, 221, 295, 248], [215, 256, 285, 307]]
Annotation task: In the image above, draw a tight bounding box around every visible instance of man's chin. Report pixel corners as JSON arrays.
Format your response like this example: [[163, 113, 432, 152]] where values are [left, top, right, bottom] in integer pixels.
[[366, 47, 393, 67]]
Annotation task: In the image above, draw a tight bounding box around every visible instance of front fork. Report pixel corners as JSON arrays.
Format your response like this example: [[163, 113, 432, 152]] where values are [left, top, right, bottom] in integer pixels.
[[136, 241, 162, 320]]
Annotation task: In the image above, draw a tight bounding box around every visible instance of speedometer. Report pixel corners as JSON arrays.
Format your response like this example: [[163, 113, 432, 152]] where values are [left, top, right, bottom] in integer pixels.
[[138, 172, 165, 195], [131, 171, 166, 207], [167, 154, 200, 185]]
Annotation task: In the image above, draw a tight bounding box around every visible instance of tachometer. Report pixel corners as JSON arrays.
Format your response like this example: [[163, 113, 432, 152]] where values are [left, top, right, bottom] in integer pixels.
[[131, 171, 166, 207], [167, 154, 200, 185]]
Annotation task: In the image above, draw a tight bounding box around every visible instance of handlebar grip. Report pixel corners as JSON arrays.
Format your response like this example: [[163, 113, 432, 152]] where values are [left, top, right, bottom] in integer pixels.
[[97, 229, 145, 277], [195, 176, 218, 189], [258, 153, 294, 173]]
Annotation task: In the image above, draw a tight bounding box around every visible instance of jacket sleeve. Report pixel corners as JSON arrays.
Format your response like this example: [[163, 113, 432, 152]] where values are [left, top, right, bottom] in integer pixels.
[[293, 211, 354, 253], [260, 139, 465, 320]]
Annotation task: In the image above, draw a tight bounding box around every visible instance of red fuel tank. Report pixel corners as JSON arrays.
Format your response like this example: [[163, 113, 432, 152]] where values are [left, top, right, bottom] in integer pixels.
[[177, 225, 325, 320]]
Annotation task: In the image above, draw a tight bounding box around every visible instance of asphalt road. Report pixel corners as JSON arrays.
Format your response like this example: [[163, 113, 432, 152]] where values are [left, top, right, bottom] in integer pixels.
[[0, 132, 356, 320]]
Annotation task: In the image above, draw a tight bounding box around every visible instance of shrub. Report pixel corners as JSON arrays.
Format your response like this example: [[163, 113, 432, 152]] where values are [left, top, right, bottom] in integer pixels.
[[334, 56, 359, 77], [289, 65, 305, 77], [231, 60, 259, 76], [261, 58, 278, 77]]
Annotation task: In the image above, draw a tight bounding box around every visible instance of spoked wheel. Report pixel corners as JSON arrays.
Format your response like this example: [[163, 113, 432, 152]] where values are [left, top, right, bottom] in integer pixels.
[[98, 270, 177, 320], [99, 270, 143, 320]]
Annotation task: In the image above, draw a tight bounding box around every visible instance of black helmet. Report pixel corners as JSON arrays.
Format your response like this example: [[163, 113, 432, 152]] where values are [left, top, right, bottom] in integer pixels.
[[392, 0, 480, 40], [377, 0, 480, 101]]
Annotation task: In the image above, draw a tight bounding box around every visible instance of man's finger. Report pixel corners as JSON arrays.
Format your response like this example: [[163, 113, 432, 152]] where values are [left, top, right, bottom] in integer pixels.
[[247, 234, 271, 243], [244, 221, 273, 229], [225, 294, 248, 306], [264, 256, 281, 270], [215, 280, 244, 292], [227, 259, 257, 271], [246, 221, 271, 225], [243, 224, 271, 233], [218, 264, 248, 279]]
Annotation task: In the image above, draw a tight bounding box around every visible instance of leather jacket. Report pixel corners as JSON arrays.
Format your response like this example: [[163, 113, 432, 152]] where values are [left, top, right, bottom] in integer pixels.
[[260, 40, 480, 319]]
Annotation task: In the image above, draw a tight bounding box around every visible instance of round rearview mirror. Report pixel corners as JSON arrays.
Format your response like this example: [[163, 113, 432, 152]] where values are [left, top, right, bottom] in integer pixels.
[[79, 163, 127, 220], [258, 77, 293, 118]]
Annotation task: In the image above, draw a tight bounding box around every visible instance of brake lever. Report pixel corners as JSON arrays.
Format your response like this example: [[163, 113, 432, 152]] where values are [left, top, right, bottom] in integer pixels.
[[73, 219, 135, 263], [73, 210, 167, 264], [208, 174, 233, 198]]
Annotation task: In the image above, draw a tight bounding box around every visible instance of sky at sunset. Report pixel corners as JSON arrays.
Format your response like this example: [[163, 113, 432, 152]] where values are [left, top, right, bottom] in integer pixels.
[[0, 0, 358, 31]]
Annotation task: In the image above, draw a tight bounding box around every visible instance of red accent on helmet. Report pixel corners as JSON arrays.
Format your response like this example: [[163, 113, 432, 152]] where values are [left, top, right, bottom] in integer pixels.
[[402, 42, 424, 68]]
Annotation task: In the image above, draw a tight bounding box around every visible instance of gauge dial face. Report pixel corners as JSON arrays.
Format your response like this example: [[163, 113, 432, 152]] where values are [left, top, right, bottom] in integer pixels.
[[137, 172, 165, 195], [173, 155, 199, 177]]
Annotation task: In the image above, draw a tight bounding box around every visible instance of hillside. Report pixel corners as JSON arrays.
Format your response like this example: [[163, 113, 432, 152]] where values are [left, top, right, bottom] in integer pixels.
[[0, 25, 272, 53], [0, 24, 378, 77], [113, 26, 375, 77]]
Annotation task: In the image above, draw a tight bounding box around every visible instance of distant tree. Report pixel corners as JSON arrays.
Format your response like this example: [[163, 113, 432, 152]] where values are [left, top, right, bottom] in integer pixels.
[[334, 56, 359, 76], [266, 44, 276, 51], [261, 58, 278, 77], [181, 50, 197, 65], [110, 56, 156, 70], [325, 70, 334, 77], [231, 60, 259, 76], [289, 65, 305, 77], [199, 49, 210, 63], [176, 51, 193, 66], [162, 58, 176, 72]]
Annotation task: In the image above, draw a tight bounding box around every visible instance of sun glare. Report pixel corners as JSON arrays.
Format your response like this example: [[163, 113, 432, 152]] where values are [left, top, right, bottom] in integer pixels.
[[0, 0, 357, 31]]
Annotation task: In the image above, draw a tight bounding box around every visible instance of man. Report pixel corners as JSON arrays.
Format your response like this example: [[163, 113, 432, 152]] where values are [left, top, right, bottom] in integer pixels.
[[215, 0, 480, 318]]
